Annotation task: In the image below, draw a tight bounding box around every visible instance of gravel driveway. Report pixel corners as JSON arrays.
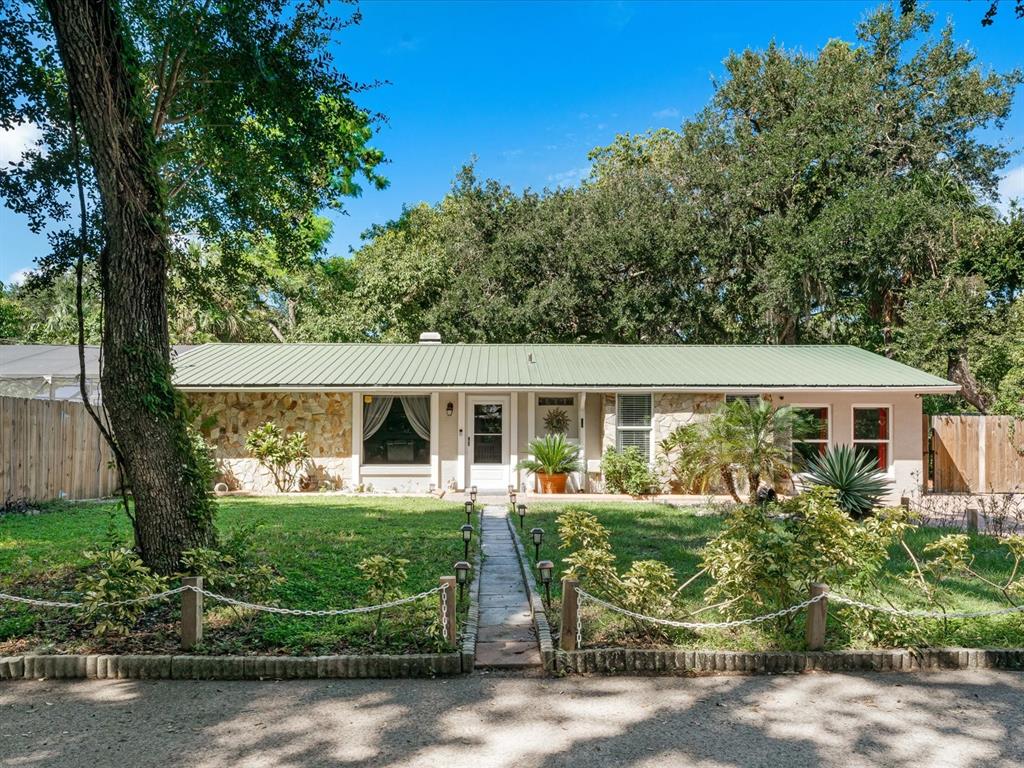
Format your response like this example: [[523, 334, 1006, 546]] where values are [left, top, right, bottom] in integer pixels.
[[2, 671, 1023, 768]]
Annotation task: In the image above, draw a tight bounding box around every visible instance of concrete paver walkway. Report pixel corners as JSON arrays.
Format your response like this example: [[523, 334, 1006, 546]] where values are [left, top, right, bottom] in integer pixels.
[[474, 504, 541, 668]]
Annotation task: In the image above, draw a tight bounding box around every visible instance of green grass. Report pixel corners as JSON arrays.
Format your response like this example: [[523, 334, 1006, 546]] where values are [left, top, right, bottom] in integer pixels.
[[517, 502, 1024, 651], [0, 496, 475, 655]]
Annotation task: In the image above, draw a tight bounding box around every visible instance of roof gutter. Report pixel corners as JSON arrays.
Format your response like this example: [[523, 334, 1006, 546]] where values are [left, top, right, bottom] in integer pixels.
[[174, 384, 961, 394]]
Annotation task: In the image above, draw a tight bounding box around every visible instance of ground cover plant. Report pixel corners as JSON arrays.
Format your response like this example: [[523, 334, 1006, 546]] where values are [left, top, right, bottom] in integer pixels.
[[519, 499, 1024, 651], [0, 496, 473, 656]]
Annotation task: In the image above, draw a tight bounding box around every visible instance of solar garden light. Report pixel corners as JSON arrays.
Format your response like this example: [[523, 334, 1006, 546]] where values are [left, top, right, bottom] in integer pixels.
[[464, 499, 474, 524], [517, 503, 527, 530], [509, 490, 517, 507], [461, 523, 474, 560], [530, 527, 544, 561], [454, 560, 471, 602], [508, 484, 515, 495], [469, 486, 478, 503], [537, 560, 554, 605]]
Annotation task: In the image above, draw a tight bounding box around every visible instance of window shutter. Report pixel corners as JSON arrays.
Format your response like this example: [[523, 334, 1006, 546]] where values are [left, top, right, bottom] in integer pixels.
[[617, 394, 652, 427], [726, 394, 761, 408]]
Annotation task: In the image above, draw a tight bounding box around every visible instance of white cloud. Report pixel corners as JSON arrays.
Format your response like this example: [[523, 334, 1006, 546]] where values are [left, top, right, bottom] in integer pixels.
[[6, 268, 34, 287], [997, 165, 1024, 212], [0, 122, 42, 165], [546, 166, 590, 187], [652, 107, 680, 120]]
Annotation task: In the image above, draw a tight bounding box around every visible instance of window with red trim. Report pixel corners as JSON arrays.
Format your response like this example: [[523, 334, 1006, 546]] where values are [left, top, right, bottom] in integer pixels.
[[853, 407, 890, 471]]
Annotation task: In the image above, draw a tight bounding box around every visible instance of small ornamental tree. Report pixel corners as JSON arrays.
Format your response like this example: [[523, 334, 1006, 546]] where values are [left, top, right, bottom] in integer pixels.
[[245, 422, 310, 492]]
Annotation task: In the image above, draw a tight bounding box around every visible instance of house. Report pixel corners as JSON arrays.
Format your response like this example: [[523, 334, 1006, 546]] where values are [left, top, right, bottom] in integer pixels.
[[173, 336, 958, 500]]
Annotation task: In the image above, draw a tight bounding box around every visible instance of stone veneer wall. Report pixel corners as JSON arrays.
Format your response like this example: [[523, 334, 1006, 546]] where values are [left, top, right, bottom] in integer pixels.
[[600, 392, 725, 492], [187, 391, 352, 493]]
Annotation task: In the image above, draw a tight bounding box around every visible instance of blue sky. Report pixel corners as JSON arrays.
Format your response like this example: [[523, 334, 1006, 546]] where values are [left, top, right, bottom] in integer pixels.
[[1, 0, 1022, 283]]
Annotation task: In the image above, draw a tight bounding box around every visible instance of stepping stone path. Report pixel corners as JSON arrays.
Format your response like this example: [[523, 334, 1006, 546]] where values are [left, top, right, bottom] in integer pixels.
[[475, 504, 542, 669]]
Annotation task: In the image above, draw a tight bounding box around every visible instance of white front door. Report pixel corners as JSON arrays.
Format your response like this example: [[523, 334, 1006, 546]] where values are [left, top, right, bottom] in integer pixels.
[[467, 396, 509, 491]]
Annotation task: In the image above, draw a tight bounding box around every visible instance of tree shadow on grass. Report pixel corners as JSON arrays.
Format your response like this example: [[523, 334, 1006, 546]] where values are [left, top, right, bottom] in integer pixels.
[[1, 671, 1023, 768]]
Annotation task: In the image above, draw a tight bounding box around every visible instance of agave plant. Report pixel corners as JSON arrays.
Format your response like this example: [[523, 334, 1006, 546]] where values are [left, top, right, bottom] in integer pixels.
[[517, 433, 581, 476], [802, 444, 892, 518]]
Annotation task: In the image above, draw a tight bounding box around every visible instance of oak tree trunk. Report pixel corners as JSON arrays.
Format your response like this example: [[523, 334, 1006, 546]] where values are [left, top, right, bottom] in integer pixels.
[[46, 0, 215, 573]]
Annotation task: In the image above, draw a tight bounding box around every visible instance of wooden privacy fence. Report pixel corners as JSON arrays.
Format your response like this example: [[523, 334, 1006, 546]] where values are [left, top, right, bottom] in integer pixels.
[[927, 414, 1024, 494], [1, 396, 119, 503]]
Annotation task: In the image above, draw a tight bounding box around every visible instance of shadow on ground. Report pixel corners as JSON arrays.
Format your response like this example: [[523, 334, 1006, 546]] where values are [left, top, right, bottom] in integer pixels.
[[2, 670, 1023, 767]]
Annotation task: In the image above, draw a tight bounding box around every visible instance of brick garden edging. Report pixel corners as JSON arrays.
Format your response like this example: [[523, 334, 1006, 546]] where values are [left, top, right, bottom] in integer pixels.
[[559, 647, 1024, 675], [507, 514, 556, 672], [0, 653, 463, 681], [460, 506, 483, 672]]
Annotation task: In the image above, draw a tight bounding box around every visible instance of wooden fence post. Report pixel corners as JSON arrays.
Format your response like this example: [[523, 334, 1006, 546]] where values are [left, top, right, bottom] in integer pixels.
[[181, 576, 204, 650], [560, 578, 579, 652], [439, 575, 457, 645], [967, 507, 979, 533], [806, 582, 828, 651]]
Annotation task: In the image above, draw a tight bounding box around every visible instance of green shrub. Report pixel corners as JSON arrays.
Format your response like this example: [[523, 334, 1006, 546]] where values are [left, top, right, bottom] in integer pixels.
[[802, 444, 892, 518], [179, 522, 280, 602], [700, 487, 914, 626], [600, 447, 657, 495], [75, 547, 168, 636], [517, 433, 581, 475], [245, 422, 310, 492], [357, 554, 410, 638]]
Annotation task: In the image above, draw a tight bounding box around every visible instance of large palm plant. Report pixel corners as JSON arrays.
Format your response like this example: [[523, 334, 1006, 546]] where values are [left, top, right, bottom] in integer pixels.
[[720, 398, 810, 502], [660, 421, 742, 502]]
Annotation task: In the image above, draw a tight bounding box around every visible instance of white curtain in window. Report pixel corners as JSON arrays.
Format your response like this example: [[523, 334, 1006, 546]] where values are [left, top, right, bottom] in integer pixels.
[[363, 396, 394, 440], [400, 396, 431, 441]]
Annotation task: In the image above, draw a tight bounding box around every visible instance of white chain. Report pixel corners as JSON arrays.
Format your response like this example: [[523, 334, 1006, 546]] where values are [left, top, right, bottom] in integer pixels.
[[0, 585, 443, 617], [440, 582, 449, 637], [576, 586, 583, 648], [829, 593, 1024, 620], [575, 587, 828, 631]]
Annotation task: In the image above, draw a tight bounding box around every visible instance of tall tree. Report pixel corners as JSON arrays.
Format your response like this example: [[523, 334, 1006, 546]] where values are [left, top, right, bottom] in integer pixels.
[[1, 0, 385, 572]]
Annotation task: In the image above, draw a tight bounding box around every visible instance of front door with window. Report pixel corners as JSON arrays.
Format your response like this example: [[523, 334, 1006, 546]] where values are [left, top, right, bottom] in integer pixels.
[[467, 396, 509, 491]]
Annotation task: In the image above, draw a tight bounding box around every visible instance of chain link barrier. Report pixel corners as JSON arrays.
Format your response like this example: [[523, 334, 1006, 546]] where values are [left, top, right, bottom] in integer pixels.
[[0, 584, 443, 618], [574, 587, 828, 633]]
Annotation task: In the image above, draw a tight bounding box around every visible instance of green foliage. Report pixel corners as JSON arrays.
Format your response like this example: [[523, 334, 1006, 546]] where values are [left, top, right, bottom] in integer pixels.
[[188, 427, 218, 492], [357, 554, 411, 638], [179, 523, 279, 600], [600, 447, 657, 495], [661, 421, 738, 500], [244, 422, 310, 492], [517, 433, 581, 476], [802, 444, 893, 518], [701, 487, 913, 622], [542, 407, 571, 435], [74, 547, 167, 636]]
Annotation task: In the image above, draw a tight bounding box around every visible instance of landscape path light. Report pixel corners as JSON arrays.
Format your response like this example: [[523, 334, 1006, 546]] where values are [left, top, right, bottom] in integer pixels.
[[517, 503, 527, 530], [469, 486, 478, 503], [461, 523, 473, 560], [530, 527, 544, 561], [537, 560, 554, 605], [464, 500, 474, 524], [454, 560, 471, 602]]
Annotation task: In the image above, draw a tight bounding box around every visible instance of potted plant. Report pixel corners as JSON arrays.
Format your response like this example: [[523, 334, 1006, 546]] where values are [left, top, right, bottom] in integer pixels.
[[517, 434, 581, 494]]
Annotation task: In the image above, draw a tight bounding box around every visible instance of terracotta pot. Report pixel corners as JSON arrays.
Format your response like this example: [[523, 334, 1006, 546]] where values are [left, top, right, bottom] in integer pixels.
[[537, 472, 568, 494]]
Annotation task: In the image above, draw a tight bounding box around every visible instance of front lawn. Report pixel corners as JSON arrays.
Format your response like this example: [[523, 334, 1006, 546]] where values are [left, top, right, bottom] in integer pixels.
[[0, 495, 473, 655], [518, 502, 1024, 651]]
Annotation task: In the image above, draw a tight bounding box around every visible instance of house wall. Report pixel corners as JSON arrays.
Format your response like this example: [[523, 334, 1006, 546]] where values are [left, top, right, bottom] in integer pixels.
[[188, 391, 352, 493]]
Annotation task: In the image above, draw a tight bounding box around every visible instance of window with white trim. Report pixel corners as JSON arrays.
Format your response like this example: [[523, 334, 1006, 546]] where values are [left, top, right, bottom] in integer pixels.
[[616, 394, 652, 461], [791, 406, 830, 471], [853, 406, 891, 472]]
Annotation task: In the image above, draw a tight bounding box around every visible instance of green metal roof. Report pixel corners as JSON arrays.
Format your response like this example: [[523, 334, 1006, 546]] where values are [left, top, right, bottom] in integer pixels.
[[172, 343, 957, 391]]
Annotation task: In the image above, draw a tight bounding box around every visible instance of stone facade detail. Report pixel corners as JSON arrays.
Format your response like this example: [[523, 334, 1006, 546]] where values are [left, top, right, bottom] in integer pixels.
[[187, 391, 352, 493]]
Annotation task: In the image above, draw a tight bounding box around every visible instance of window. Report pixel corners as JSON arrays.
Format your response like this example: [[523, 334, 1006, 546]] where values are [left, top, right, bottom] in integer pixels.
[[616, 394, 652, 461], [791, 406, 830, 471], [538, 396, 574, 406], [853, 406, 890, 472], [362, 396, 430, 465], [726, 394, 761, 408]]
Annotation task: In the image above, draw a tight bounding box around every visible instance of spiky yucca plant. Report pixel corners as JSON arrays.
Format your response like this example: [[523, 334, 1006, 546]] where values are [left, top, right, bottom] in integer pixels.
[[802, 444, 892, 518], [517, 433, 581, 476]]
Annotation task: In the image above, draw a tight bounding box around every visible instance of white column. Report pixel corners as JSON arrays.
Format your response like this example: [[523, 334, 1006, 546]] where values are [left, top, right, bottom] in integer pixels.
[[527, 391, 536, 493], [457, 391, 466, 490], [430, 392, 440, 490], [509, 392, 519, 490], [351, 392, 362, 488], [578, 392, 587, 492]]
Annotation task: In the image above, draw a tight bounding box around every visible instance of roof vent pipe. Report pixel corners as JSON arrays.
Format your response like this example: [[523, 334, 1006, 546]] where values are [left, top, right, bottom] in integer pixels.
[[418, 332, 442, 345]]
